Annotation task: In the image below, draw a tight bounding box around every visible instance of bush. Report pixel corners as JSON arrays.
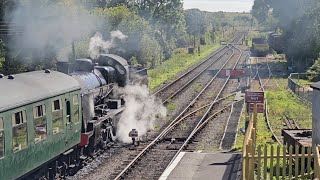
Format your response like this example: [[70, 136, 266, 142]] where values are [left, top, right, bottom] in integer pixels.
[[94, 6, 162, 67], [138, 35, 161, 68], [176, 36, 188, 48], [200, 37, 206, 45]]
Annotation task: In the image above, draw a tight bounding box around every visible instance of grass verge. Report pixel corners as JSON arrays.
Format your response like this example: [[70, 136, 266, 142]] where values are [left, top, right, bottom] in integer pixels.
[[233, 78, 312, 151], [294, 79, 313, 87], [267, 88, 312, 134], [148, 44, 221, 91]]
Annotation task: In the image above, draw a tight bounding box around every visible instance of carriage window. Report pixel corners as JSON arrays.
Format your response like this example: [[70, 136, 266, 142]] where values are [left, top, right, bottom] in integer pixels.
[[34, 104, 45, 118], [33, 105, 47, 142], [52, 99, 63, 134], [66, 100, 71, 123], [0, 117, 4, 158], [73, 95, 80, 124], [12, 111, 27, 152], [52, 99, 61, 111]]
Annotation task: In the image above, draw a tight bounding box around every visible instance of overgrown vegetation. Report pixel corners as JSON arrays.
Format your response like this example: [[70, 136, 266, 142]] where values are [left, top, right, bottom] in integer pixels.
[[252, 0, 320, 72], [267, 90, 312, 131], [149, 44, 220, 90], [0, 0, 252, 75], [233, 78, 312, 151], [166, 100, 176, 111]]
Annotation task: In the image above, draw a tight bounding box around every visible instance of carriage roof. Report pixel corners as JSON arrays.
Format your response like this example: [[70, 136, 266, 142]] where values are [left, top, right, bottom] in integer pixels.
[[0, 70, 80, 112]]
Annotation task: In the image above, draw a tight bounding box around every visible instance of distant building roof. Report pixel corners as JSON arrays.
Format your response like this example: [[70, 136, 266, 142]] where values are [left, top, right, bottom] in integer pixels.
[[0, 70, 80, 112]]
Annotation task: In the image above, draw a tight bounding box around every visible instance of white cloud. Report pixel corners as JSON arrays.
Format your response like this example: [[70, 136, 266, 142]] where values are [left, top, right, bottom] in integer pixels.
[[183, 0, 254, 12]]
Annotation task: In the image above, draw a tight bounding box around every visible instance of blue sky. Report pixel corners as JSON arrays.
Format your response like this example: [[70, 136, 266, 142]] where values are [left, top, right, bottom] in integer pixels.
[[183, 0, 254, 12]]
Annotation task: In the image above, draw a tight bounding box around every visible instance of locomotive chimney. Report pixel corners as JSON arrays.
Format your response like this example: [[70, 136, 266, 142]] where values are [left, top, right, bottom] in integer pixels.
[[57, 62, 71, 74]]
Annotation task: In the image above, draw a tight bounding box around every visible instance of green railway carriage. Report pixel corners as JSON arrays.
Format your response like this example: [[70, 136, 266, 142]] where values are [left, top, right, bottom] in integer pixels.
[[0, 54, 149, 179], [0, 70, 82, 180]]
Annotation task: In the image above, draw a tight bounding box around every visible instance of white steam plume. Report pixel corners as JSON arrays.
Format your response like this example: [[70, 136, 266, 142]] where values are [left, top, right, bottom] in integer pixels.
[[114, 84, 167, 143], [6, 0, 96, 61], [89, 30, 127, 59], [111, 30, 128, 40]]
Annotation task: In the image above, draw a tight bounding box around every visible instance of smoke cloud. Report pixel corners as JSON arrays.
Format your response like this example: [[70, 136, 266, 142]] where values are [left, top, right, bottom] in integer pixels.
[[89, 30, 127, 59], [114, 84, 167, 143], [6, 0, 96, 61]]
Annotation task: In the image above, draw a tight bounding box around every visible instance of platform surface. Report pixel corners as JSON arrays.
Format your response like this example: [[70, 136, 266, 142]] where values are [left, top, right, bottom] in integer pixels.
[[159, 151, 241, 180]]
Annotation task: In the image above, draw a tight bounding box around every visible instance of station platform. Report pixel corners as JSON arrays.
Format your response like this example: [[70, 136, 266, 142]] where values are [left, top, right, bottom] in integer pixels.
[[159, 151, 242, 180]]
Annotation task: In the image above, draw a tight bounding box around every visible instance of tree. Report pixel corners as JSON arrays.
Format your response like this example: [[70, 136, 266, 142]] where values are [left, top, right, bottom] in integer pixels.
[[185, 9, 208, 47], [93, 6, 162, 67], [251, 0, 271, 24], [252, 0, 320, 71]]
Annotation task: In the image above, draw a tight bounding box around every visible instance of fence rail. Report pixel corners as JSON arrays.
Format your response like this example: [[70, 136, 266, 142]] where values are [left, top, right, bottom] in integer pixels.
[[242, 105, 320, 179], [287, 73, 316, 104]]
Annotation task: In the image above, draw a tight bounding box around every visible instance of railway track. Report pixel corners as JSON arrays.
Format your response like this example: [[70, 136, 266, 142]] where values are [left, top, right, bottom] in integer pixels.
[[153, 33, 245, 104], [67, 32, 245, 180], [112, 36, 245, 179], [254, 57, 302, 145], [186, 50, 249, 152], [253, 57, 282, 144], [284, 116, 300, 130]]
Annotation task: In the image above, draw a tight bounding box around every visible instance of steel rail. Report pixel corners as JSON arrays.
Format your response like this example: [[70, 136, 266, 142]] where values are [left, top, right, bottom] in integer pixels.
[[152, 34, 241, 97], [113, 34, 245, 180], [165, 44, 244, 167], [160, 45, 233, 104], [284, 116, 300, 129], [255, 57, 282, 145], [196, 103, 235, 133], [151, 45, 226, 96], [219, 103, 235, 150], [165, 93, 237, 135], [153, 33, 243, 104], [218, 52, 250, 150], [179, 92, 237, 122], [284, 117, 294, 129], [114, 47, 236, 180], [191, 93, 238, 134]]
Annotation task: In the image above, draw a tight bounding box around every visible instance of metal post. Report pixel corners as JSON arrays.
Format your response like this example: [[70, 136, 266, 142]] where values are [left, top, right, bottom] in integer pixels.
[[72, 41, 76, 62], [245, 103, 250, 130], [253, 103, 257, 128]]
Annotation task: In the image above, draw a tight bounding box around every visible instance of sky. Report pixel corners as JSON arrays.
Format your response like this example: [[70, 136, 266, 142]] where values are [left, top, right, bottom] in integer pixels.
[[183, 0, 254, 12]]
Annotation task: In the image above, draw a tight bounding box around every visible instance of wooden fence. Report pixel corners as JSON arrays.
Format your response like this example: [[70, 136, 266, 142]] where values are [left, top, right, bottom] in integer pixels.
[[242, 113, 320, 179]]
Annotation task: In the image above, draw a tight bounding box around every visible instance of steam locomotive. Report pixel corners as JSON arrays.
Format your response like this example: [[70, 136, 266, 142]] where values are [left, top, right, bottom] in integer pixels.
[[0, 54, 148, 180]]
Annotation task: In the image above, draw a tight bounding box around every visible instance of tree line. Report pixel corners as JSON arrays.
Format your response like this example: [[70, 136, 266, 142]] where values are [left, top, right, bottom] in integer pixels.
[[252, 0, 320, 72], [0, 0, 252, 74]]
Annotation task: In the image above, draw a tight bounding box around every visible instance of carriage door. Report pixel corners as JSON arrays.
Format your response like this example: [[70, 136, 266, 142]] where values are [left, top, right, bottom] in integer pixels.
[[64, 94, 74, 141]]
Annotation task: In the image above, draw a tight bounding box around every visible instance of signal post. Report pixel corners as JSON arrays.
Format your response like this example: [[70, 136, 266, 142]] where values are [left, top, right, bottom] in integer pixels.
[[245, 91, 265, 130]]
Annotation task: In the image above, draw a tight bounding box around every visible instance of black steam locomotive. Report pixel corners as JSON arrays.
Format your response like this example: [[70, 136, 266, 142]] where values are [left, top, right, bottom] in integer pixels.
[[0, 54, 147, 179]]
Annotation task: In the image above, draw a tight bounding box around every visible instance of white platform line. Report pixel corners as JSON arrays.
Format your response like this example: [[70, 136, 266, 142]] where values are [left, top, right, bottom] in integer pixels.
[[158, 152, 186, 180]]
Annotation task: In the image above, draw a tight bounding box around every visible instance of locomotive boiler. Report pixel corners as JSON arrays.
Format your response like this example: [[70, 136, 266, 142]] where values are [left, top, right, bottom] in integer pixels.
[[0, 54, 148, 180]]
